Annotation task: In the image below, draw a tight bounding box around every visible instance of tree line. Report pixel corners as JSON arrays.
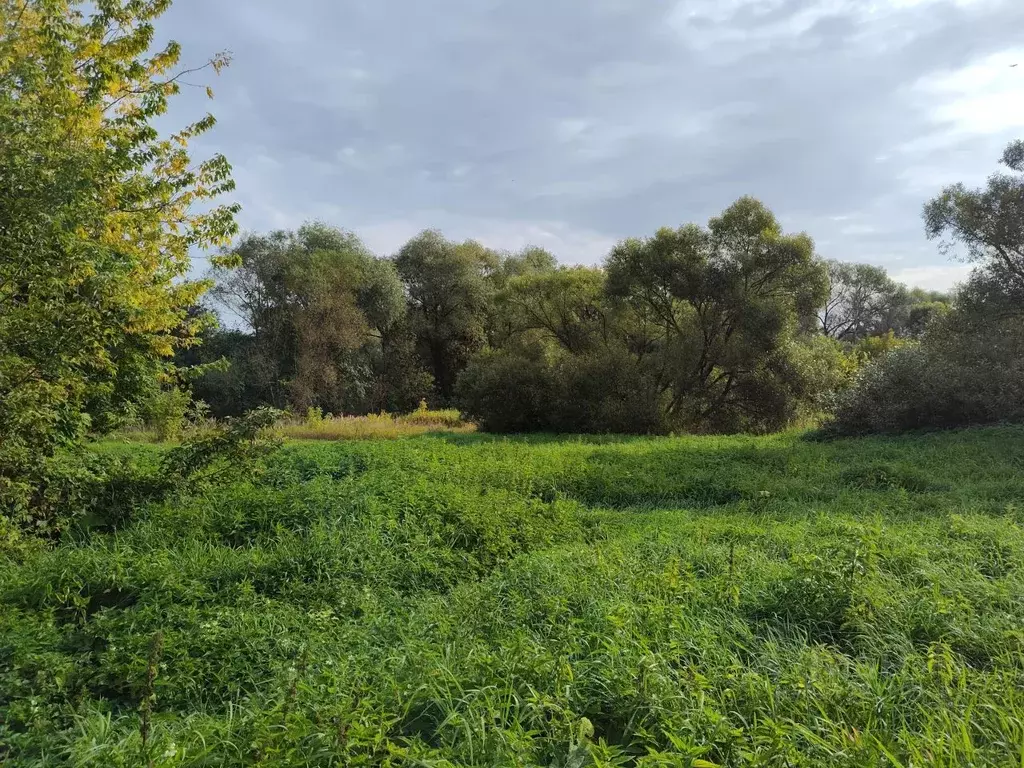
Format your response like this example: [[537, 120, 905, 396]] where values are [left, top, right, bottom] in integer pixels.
[[177, 197, 958, 435]]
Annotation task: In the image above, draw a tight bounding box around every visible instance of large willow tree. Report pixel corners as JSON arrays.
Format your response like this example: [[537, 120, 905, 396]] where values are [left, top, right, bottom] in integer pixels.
[[0, 0, 238, 519]]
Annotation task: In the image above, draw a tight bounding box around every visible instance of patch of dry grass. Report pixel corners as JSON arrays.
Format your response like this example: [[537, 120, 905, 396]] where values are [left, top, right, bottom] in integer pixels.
[[275, 408, 475, 440], [107, 404, 475, 443]]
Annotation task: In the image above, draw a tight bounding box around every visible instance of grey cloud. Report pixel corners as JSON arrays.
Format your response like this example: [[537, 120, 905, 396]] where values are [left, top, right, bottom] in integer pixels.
[[161, 0, 1023, 282]]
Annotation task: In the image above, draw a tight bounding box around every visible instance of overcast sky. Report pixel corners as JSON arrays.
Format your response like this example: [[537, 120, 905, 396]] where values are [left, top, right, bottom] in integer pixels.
[[160, 0, 1023, 291]]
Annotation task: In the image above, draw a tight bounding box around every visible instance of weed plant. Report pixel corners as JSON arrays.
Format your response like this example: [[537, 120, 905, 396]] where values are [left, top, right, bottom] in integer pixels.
[[3, 427, 1024, 765]]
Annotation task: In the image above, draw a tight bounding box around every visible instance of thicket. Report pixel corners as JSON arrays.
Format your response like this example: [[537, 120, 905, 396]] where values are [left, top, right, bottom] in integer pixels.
[[828, 141, 1024, 434], [4, 429, 1024, 765], [190, 198, 952, 436]]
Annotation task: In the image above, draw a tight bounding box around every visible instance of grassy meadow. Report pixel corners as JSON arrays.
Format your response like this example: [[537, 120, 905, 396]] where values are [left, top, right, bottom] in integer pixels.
[[3, 427, 1024, 766]]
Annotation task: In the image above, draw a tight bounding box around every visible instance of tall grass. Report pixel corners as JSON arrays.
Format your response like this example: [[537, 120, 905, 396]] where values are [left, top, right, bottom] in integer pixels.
[[111, 404, 476, 444], [275, 405, 474, 441], [3, 427, 1024, 765]]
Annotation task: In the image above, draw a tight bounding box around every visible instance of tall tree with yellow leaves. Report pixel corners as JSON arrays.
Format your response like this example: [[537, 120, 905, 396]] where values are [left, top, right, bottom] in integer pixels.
[[0, 0, 239, 522]]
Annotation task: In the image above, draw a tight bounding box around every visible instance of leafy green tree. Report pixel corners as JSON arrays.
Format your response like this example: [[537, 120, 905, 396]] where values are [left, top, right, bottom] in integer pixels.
[[0, 0, 238, 521], [605, 197, 829, 432], [496, 267, 607, 353], [395, 231, 499, 402], [818, 261, 909, 341], [208, 223, 417, 415], [484, 246, 559, 345], [849, 330, 910, 364], [461, 199, 841, 434], [925, 139, 1024, 305], [903, 297, 950, 338], [491, 246, 558, 284], [460, 264, 666, 434]]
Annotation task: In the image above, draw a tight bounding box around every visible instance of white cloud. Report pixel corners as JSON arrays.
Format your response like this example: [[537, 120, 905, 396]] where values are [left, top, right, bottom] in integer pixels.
[[919, 48, 1024, 136], [356, 213, 617, 264], [554, 118, 592, 142], [237, 5, 311, 45], [667, 0, 857, 53], [839, 223, 879, 236], [891, 263, 973, 291]]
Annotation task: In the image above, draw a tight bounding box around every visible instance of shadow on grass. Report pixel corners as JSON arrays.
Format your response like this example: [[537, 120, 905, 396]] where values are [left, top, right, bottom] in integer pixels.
[[441, 424, 1024, 511], [426, 431, 661, 447]]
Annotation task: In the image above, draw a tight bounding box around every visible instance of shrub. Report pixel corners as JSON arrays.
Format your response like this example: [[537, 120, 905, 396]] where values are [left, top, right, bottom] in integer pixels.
[[828, 318, 1024, 434], [694, 334, 854, 434], [456, 346, 557, 433], [142, 387, 192, 442], [1, 408, 281, 538], [458, 345, 667, 435], [549, 349, 666, 434], [460, 335, 850, 436]]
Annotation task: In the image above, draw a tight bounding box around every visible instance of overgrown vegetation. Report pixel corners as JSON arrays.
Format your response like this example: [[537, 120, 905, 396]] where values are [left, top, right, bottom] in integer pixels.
[[180, 146, 1024, 438], [275, 404, 474, 440], [191, 204, 940, 436], [4, 427, 1024, 765], [829, 141, 1024, 434], [0, 0, 237, 523], [3, 3, 1024, 765], [2, 409, 279, 542]]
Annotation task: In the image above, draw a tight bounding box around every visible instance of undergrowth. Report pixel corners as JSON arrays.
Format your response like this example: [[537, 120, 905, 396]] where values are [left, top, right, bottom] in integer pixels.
[[112, 404, 475, 444], [3, 427, 1024, 765], [275, 405, 475, 441]]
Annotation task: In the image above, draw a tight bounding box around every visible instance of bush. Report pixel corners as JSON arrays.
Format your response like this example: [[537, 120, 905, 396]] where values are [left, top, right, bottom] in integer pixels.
[[458, 345, 667, 435], [459, 336, 849, 436], [456, 345, 557, 433], [1, 408, 281, 538], [828, 318, 1024, 434], [550, 349, 666, 434], [142, 387, 192, 442], [692, 334, 854, 434]]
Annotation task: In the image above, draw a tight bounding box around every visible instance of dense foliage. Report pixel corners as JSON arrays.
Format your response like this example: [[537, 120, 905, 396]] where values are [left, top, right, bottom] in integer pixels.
[[4, 428, 1024, 765], [194, 199, 894, 435], [829, 141, 1024, 434], [203, 223, 424, 416], [460, 198, 846, 434], [0, 0, 237, 523]]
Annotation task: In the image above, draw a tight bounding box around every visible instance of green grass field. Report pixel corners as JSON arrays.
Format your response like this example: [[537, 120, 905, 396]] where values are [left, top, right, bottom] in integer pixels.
[[3, 427, 1024, 766]]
